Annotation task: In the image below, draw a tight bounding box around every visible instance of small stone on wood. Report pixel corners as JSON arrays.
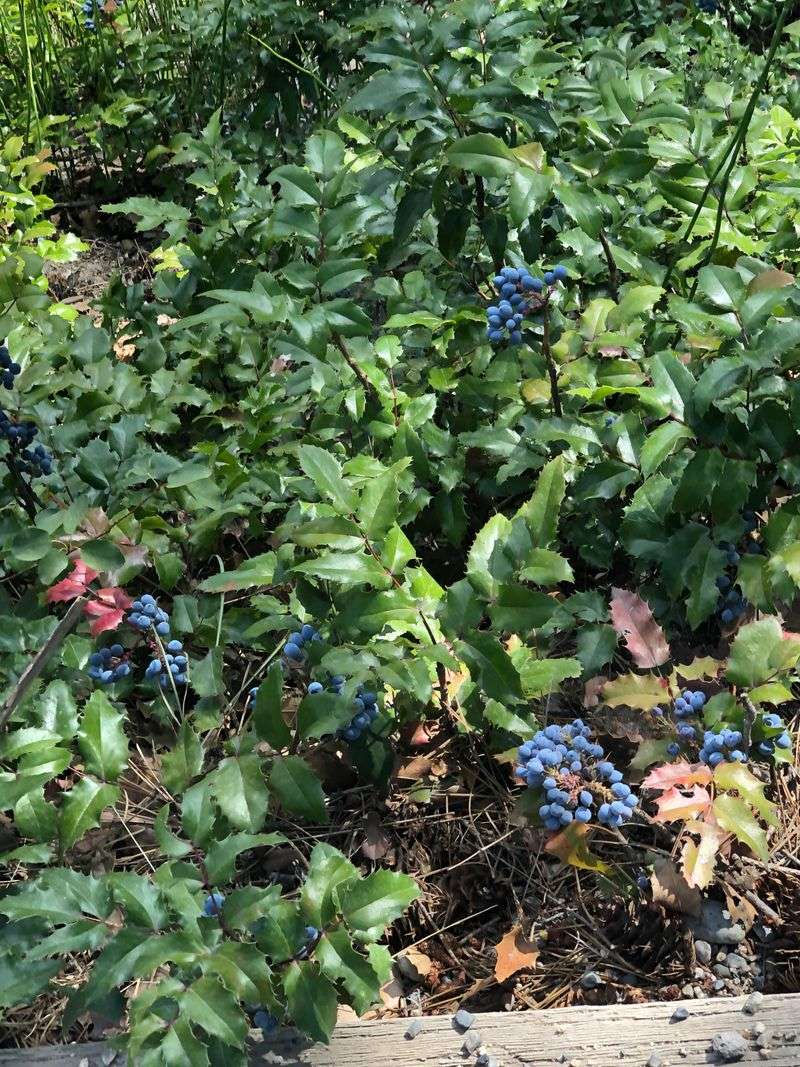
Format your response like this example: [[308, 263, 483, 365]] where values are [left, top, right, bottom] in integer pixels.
[[463, 1030, 482, 1054], [404, 1018, 424, 1040], [454, 1007, 476, 1030], [711, 1030, 749, 1062], [671, 1006, 689, 1021]]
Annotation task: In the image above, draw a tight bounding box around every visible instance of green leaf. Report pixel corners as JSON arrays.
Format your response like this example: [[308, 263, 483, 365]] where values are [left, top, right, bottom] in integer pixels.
[[483, 699, 537, 737], [336, 869, 420, 940], [283, 962, 338, 1044], [457, 631, 523, 704], [517, 655, 582, 698], [713, 762, 778, 827], [108, 872, 168, 930], [80, 539, 126, 573], [727, 617, 800, 687], [222, 884, 282, 932], [316, 928, 382, 1015], [358, 472, 399, 541], [712, 793, 770, 862], [201, 941, 272, 1003], [191, 648, 224, 698], [212, 756, 269, 833], [301, 843, 359, 927], [154, 804, 192, 859], [59, 778, 119, 852], [489, 584, 556, 632], [446, 134, 518, 178], [517, 456, 565, 547], [294, 551, 390, 587], [198, 553, 276, 592], [253, 662, 291, 748], [519, 548, 574, 585], [639, 422, 693, 478], [159, 1017, 210, 1067], [77, 691, 129, 782], [0, 956, 60, 1009], [205, 831, 284, 885], [467, 513, 513, 597], [297, 691, 354, 740], [180, 976, 249, 1047], [269, 756, 328, 823], [161, 722, 204, 794], [255, 899, 306, 962], [298, 445, 357, 515]]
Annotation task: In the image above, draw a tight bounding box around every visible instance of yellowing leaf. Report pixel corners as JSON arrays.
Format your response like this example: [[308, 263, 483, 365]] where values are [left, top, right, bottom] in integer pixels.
[[675, 656, 723, 681], [545, 821, 612, 873], [494, 925, 540, 983], [602, 671, 676, 710], [713, 762, 778, 826], [681, 822, 727, 889]]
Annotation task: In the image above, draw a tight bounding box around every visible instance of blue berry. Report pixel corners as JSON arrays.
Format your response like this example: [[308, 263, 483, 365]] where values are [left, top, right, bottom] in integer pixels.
[[284, 641, 303, 661], [544, 271, 554, 285], [203, 891, 225, 916], [253, 1010, 278, 1034], [552, 264, 568, 280]]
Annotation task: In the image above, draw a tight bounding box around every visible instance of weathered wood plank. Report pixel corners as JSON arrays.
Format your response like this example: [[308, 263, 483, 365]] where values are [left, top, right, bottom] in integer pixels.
[[1, 994, 797, 1065]]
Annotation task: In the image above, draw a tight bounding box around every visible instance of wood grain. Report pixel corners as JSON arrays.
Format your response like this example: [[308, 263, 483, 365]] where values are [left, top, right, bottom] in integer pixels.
[[1, 994, 797, 1065]]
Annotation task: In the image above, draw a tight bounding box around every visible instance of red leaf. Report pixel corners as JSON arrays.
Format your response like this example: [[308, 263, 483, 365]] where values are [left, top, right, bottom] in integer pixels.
[[93, 586, 133, 609], [652, 784, 712, 823], [87, 608, 127, 636], [642, 762, 713, 792], [610, 587, 670, 668], [45, 559, 99, 603], [84, 587, 132, 635]]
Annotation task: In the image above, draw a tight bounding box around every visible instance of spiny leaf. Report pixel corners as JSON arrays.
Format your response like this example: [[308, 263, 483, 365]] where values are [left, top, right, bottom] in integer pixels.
[[609, 588, 670, 668]]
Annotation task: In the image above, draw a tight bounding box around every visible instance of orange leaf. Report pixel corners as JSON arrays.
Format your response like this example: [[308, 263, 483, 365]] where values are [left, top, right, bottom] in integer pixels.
[[652, 785, 712, 823], [642, 761, 712, 791], [494, 925, 540, 983]]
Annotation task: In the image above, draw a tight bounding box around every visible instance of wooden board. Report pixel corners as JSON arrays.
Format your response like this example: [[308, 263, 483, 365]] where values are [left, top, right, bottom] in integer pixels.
[[1, 993, 797, 1065]]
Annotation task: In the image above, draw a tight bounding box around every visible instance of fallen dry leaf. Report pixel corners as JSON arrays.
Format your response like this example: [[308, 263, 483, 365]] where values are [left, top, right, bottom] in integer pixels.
[[610, 587, 670, 668], [395, 948, 433, 982], [682, 822, 727, 890], [361, 811, 390, 861], [494, 925, 540, 983], [378, 976, 404, 1011], [396, 754, 434, 780], [723, 888, 756, 929], [650, 857, 702, 917]]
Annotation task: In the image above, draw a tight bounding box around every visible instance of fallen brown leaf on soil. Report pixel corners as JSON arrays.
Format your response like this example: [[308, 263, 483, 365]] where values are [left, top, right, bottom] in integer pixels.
[[395, 948, 433, 982], [361, 811, 390, 861], [379, 976, 404, 1010], [650, 857, 702, 917], [494, 925, 540, 983]]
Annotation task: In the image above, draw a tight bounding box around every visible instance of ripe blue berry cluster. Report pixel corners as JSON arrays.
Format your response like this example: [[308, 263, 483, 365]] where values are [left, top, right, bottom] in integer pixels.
[[715, 575, 748, 627], [697, 0, 717, 12], [82, 0, 97, 29], [88, 644, 131, 685], [755, 713, 792, 759], [655, 689, 706, 757], [699, 728, 747, 767], [515, 719, 639, 832], [306, 676, 380, 742], [252, 1009, 279, 1034], [127, 593, 171, 637], [17, 443, 53, 477], [485, 264, 568, 346], [145, 638, 188, 688], [0, 344, 21, 389], [284, 623, 321, 663]]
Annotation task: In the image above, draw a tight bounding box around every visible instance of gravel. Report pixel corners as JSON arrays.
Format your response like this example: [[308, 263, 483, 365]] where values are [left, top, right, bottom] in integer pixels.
[[476, 1057, 498, 1067], [580, 970, 603, 990], [714, 979, 726, 992], [713, 964, 731, 978], [462, 1031, 482, 1054], [743, 991, 765, 1014], [454, 1008, 475, 1030], [404, 1019, 423, 1040], [646, 1056, 663, 1067], [694, 940, 712, 965], [672, 1007, 690, 1022], [711, 1031, 749, 1062], [725, 953, 749, 973], [687, 900, 746, 945]]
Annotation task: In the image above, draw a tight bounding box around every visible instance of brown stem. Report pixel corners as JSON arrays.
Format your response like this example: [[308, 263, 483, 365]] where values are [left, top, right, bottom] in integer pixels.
[[542, 306, 562, 418], [331, 332, 380, 404], [4, 454, 38, 519], [598, 229, 620, 303]]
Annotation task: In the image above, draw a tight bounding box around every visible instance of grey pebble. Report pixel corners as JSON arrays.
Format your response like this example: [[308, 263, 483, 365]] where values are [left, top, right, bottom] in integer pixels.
[[646, 1055, 663, 1067], [687, 900, 745, 945], [463, 1031, 482, 1054], [404, 1019, 423, 1040], [759, 1052, 771, 1061], [713, 964, 731, 978], [752, 1023, 766, 1036], [726, 953, 749, 973], [580, 970, 602, 990], [476, 1057, 498, 1067], [681, 983, 694, 997], [672, 1006, 690, 1022], [694, 939, 712, 964], [454, 1008, 475, 1030], [756, 1035, 771, 1049], [714, 979, 726, 992], [743, 991, 765, 1014], [711, 1031, 749, 1062]]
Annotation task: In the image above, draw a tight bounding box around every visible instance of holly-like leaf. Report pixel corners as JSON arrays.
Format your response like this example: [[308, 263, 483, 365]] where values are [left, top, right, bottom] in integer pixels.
[[712, 793, 770, 861], [301, 843, 359, 927], [642, 762, 713, 791], [316, 928, 383, 1015], [211, 755, 269, 833], [298, 445, 357, 515], [180, 976, 249, 1047], [205, 831, 285, 885], [713, 761, 778, 826], [602, 671, 675, 710], [681, 822, 727, 889], [252, 662, 291, 747], [283, 962, 337, 1044], [726, 616, 800, 687], [336, 869, 420, 940], [545, 822, 612, 873], [651, 784, 712, 823], [269, 756, 327, 823], [493, 925, 540, 983], [59, 777, 119, 852], [609, 588, 670, 668], [77, 691, 129, 782]]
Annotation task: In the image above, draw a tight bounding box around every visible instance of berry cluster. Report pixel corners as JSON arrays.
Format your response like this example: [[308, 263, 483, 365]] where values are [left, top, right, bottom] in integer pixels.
[[756, 714, 792, 758], [699, 728, 747, 767], [127, 593, 172, 637], [515, 719, 639, 832], [485, 263, 568, 346], [145, 638, 188, 688], [656, 689, 706, 757], [715, 575, 747, 627], [284, 623, 321, 663], [82, 0, 97, 30], [697, 0, 717, 12], [307, 676, 380, 742], [0, 344, 21, 390], [252, 1010, 279, 1034], [88, 644, 131, 685], [0, 411, 51, 479]]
